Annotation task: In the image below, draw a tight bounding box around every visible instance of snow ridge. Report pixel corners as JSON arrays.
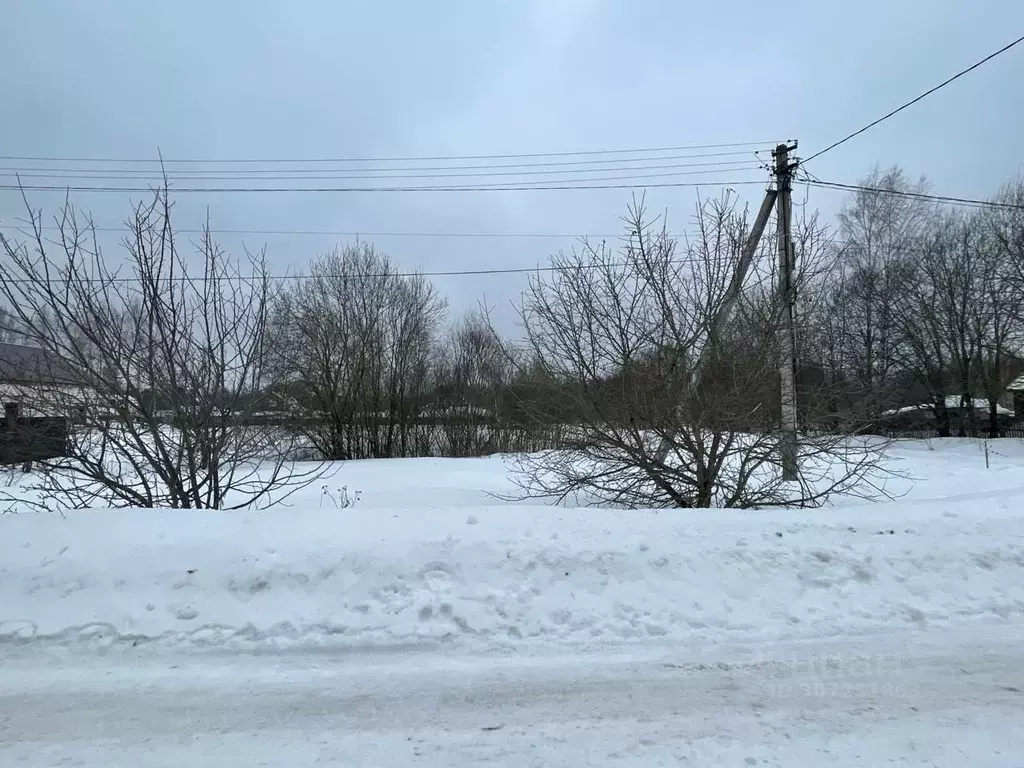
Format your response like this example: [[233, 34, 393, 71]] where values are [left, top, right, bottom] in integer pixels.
[[2, 499, 1023, 652]]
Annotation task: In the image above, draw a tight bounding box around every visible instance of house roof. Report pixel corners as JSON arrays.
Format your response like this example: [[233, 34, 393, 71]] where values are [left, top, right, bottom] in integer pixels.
[[881, 395, 1014, 418], [1007, 374, 1024, 392], [0, 342, 77, 385]]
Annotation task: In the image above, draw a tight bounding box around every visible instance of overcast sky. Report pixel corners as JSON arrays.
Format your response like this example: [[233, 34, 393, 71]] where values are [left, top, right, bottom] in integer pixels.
[[2, 0, 1022, 329]]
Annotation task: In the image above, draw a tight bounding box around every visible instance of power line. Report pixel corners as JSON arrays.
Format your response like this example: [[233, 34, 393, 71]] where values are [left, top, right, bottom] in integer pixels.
[[804, 33, 1024, 164], [0, 151, 768, 176], [1, 242, 971, 286], [806, 179, 1024, 211], [0, 255, 732, 285], [3, 229, 995, 285], [0, 235, 1002, 285], [13, 223, 996, 260], [0, 140, 783, 165], [0, 177, 768, 194], [27, 226, 624, 239], [0, 162, 764, 184]]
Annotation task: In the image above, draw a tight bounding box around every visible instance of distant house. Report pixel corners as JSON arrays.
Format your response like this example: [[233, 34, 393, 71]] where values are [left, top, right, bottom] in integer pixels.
[[1004, 375, 1024, 419], [878, 395, 1015, 434], [0, 343, 84, 465], [0, 342, 85, 418]]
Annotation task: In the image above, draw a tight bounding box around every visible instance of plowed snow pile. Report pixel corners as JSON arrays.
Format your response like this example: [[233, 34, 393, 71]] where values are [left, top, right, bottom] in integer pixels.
[[2, 440, 1023, 651]]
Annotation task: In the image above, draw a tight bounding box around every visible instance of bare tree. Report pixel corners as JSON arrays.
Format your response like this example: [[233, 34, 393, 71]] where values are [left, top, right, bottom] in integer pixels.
[[989, 176, 1024, 283], [504, 195, 892, 509], [0, 184, 324, 509], [433, 309, 515, 456], [971, 177, 1024, 435], [892, 211, 1003, 438], [819, 170, 1024, 439], [268, 243, 446, 459], [971, 225, 1023, 436], [828, 167, 932, 416]]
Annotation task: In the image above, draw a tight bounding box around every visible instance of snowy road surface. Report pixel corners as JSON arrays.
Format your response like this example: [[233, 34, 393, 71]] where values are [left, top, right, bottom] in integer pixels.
[[3, 627, 1023, 767]]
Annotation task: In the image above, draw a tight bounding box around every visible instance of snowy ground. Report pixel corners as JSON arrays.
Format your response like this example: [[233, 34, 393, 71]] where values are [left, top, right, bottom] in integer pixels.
[[2, 438, 1024, 765]]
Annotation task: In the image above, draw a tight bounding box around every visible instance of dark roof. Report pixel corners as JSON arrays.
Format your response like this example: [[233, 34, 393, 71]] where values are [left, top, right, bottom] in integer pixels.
[[0, 342, 77, 385]]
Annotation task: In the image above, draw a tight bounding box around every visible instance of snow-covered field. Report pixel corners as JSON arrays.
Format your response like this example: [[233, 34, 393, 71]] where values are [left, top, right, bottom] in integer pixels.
[[2, 438, 1024, 765]]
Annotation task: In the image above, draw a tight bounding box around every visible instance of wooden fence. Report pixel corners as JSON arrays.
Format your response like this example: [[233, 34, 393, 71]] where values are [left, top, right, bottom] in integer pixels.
[[879, 428, 1024, 440], [0, 402, 69, 465]]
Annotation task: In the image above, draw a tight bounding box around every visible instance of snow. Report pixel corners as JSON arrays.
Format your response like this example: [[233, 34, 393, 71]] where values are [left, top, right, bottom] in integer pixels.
[[2, 438, 1024, 764], [1, 440, 1023, 652]]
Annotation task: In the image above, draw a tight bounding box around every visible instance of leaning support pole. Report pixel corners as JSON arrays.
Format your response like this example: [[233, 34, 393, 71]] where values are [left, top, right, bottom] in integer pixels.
[[654, 185, 778, 462]]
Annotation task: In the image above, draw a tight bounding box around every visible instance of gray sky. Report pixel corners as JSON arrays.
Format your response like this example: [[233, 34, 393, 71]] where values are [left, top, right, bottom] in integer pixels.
[[2, 0, 1022, 329]]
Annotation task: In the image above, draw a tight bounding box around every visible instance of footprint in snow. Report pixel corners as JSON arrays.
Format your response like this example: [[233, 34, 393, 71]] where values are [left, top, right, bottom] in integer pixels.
[[170, 605, 198, 621]]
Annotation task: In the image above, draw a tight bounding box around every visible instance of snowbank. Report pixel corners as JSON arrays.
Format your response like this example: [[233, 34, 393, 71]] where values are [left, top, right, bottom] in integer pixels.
[[2, 441, 1024, 652], [1, 501, 1023, 652]]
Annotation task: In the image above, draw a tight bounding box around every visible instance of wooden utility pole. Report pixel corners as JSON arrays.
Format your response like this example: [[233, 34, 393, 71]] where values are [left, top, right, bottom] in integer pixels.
[[774, 141, 799, 480]]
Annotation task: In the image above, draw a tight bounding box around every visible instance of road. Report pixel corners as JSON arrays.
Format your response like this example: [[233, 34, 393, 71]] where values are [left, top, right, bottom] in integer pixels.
[[2, 627, 1023, 767]]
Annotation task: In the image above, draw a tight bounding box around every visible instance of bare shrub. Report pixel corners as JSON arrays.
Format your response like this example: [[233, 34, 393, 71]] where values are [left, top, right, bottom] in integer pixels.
[[0, 183, 325, 509], [504, 195, 894, 509]]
